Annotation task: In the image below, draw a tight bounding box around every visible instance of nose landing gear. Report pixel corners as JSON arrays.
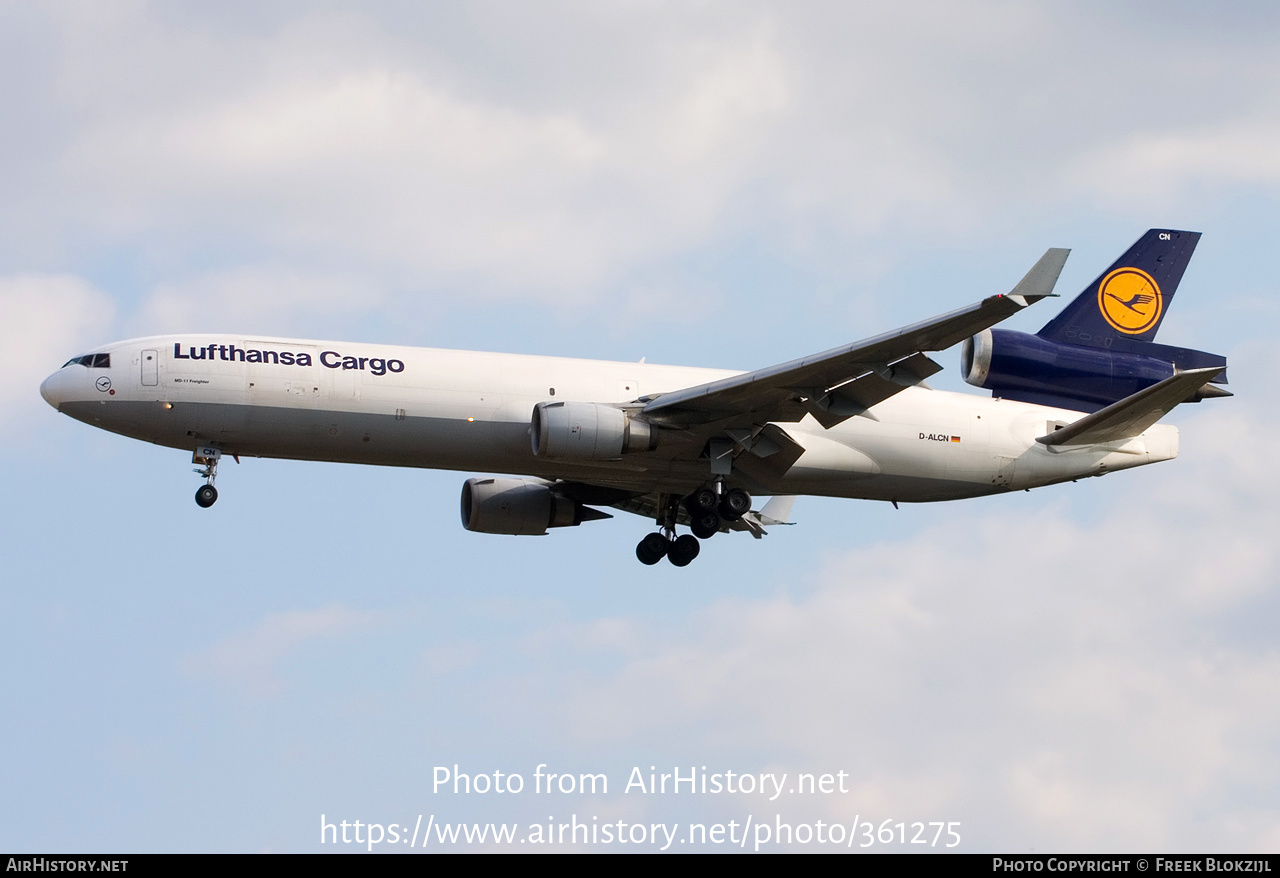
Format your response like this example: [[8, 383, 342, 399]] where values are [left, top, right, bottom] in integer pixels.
[[193, 445, 221, 508], [195, 484, 218, 508]]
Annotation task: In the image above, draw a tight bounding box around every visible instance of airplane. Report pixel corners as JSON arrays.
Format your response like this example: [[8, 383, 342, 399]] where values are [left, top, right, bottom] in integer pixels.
[[40, 229, 1229, 567]]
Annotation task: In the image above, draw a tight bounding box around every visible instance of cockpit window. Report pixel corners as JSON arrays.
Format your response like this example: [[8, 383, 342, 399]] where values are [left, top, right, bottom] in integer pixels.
[[62, 354, 111, 368]]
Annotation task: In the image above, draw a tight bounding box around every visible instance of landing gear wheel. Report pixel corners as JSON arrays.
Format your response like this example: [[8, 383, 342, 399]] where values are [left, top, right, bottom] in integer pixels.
[[195, 484, 218, 508], [685, 487, 719, 513], [690, 510, 721, 539], [667, 534, 701, 567], [718, 487, 751, 521], [636, 533, 670, 565]]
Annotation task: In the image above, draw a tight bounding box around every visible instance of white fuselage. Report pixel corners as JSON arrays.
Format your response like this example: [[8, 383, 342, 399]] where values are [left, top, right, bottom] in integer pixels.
[[40, 335, 1178, 503]]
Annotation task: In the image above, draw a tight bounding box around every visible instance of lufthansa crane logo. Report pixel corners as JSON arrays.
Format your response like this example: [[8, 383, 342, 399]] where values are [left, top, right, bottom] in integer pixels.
[[1098, 266, 1163, 334]]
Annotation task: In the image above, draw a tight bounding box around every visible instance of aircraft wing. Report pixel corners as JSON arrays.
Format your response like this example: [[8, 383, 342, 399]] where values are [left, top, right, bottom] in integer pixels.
[[641, 248, 1070, 430], [1036, 367, 1224, 447]]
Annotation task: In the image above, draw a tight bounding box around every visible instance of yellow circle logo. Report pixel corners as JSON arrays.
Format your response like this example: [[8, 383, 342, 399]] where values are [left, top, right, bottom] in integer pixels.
[[1098, 267, 1162, 334]]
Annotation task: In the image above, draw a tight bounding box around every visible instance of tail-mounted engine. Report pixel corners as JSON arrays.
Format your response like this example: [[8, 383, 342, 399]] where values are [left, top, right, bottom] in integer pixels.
[[961, 328, 1228, 412]]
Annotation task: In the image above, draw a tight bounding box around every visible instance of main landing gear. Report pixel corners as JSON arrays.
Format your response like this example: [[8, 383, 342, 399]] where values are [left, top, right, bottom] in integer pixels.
[[193, 445, 221, 508], [636, 531, 700, 567], [634, 486, 752, 567]]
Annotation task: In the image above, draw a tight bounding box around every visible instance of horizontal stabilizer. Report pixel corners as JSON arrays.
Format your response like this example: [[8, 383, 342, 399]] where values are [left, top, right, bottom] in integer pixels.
[[1037, 367, 1224, 447]]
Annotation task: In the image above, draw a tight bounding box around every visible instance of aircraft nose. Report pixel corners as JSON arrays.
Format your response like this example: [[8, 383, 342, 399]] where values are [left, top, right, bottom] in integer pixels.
[[40, 369, 68, 410]]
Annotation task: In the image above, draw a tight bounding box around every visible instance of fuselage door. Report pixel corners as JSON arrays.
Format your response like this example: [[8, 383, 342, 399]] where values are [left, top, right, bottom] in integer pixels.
[[141, 350, 158, 386]]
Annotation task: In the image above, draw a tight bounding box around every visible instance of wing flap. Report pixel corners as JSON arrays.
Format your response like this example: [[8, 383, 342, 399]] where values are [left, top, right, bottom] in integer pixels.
[[1036, 367, 1224, 447], [802, 351, 944, 427]]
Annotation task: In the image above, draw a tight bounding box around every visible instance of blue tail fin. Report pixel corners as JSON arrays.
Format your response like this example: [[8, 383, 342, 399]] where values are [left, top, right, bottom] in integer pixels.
[[1037, 229, 1200, 348]]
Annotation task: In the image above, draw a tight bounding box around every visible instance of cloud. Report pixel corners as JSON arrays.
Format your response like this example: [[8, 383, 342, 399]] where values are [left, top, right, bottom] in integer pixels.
[[129, 265, 384, 337], [45, 10, 792, 302], [1069, 119, 1280, 207], [491, 399, 1280, 851], [0, 273, 116, 435], [5, 3, 1280, 313], [183, 604, 385, 699]]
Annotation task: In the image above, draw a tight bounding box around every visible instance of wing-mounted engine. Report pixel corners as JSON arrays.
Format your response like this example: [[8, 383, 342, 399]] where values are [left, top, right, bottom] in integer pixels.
[[530, 401, 659, 460], [460, 477, 612, 535]]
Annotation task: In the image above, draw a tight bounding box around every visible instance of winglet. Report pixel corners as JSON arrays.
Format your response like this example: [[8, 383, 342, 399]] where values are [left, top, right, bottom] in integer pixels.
[[1005, 248, 1070, 307], [1036, 366, 1223, 446]]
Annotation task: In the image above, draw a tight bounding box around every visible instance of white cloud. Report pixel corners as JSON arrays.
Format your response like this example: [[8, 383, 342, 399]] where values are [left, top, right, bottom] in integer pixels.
[[5, 3, 1280, 310], [651, 25, 789, 164], [492, 400, 1280, 851], [1069, 119, 1280, 206], [129, 265, 384, 338], [184, 604, 385, 699], [167, 70, 606, 171], [49, 11, 793, 301]]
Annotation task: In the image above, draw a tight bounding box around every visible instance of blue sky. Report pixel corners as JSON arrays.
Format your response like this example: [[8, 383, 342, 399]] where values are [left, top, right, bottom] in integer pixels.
[[2, 1, 1278, 852]]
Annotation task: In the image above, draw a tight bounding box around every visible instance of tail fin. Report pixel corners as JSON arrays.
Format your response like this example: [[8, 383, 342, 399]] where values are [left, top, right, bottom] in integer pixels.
[[1037, 229, 1200, 347]]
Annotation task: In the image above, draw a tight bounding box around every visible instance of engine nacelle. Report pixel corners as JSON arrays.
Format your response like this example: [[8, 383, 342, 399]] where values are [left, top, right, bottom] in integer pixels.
[[460, 477, 583, 535], [961, 328, 1180, 412], [530, 401, 657, 460]]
